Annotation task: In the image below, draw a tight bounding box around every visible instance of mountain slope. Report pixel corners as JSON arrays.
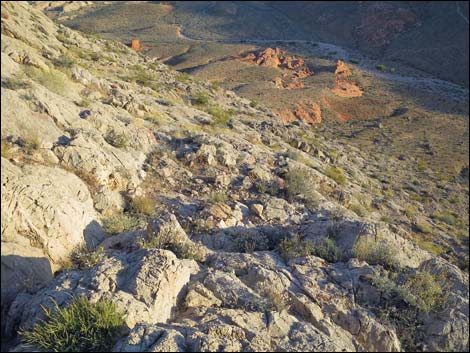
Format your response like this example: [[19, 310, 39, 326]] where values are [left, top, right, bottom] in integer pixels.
[[1, 2, 468, 352]]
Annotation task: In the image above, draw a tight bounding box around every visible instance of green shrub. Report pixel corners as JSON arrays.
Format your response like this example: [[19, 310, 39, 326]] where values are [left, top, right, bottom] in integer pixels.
[[432, 211, 458, 226], [1, 140, 12, 158], [71, 246, 106, 269], [175, 72, 190, 83], [415, 219, 432, 234], [193, 92, 209, 106], [22, 134, 41, 151], [20, 296, 125, 352], [402, 271, 447, 312], [277, 234, 314, 261], [353, 236, 399, 268], [255, 179, 280, 196], [249, 100, 258, 108], [376, 64, 387, 71], [325, 166, 346, 185], [105, 130, 128, 149], [284, 167, 319, 210], [54, 54, 75, 69], [130, 196, 156, 216], [314, 238, 342, 262], [235, 231, 269, 253], [1, 75, 32, 90], [102, 213, 141, 235], [349, 202, 369, 217], [209, 106, 232, 126], [208, 191, 227, 203], [144, 113, 165, 126], [24, 67, 68, 95]]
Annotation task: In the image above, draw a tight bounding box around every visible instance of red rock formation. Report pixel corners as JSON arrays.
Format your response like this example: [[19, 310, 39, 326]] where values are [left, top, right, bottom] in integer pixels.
[[293, 68, 314, 79], [279, 102, 322, 124], [334, 60, 352, 79], [242, 47, 305, 71], [331, 80, 363, 97], [131, 39, 140, 51]]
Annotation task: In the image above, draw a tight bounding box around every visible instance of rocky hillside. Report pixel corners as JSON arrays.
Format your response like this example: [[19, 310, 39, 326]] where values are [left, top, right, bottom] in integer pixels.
[[1, 2, 469, 352]]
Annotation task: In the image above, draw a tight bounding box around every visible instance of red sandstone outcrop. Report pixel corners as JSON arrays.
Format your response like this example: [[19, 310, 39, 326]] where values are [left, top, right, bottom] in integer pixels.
[[241, 47, 305, 71], [279, 102, 322, 124], [131, 39, 141, 51], [334, 60, 352, 79], [331, 80, 363, 98]]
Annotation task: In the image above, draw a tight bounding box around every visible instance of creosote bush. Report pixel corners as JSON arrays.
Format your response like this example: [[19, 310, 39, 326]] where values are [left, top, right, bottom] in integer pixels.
[[353, 236, 399, 268], [102, 213, 141, 235], [130, 196, 156, 216], [20, 296, 125, 352], [105, 130, 128, 148], [277, 234, 314, 261]]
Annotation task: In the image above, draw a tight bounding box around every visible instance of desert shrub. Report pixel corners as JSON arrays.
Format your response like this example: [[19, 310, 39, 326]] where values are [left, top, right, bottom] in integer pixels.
[[76, 98, 91, 108], [402, 271, 447, 313], [209, 106, 232, 126], [432, 211, 458, 226], [71, 246, 106, 269], [53, 54, 75, 69], [1, 140, 12, 158], [20, 134, 41, 151], [144, 113, 166, 126], [353, 236, 399, 268], [102, 213, 141, 235], [254, 179, 280, 196], [175, 72, 190, 83], [415, 219, 432, 234], [376, 64, 387, 71], [1, 75, 32, 90], [105, 130, 128, 148], [129, 196, 156, 216], [314, 238, 342, 262], [208, 191, 227, 204], [277, 234, 314, 261], [325, 166, 346, 185], [249, 100, 258, 108], [24, 67, 68, 95], [193, 92, 209, 106], [349, 202, 369, 217], [404, 205, 417, 218], [325, 220, 343, 239], [20, 296, 125, 352], [284, 167, 319, 209], [234, 231, 269, 253]]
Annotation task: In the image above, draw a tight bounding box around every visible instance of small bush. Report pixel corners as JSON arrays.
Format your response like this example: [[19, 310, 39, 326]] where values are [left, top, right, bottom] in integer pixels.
[[376, 64, 387, 71], [349, 202, 369, 217], [325, 166, 346, 185], [249, 100, 258, 108], [24, 67, 68, 95], [71, 245, 106, 269], [130, 196, 156, 216], [175, 72, 190, 83], [102, 213, 141, 235], [21, 134, 41, 151], [284, 167, 319, 210], [255, 179, 280, 197], [1, 76, 32, 90], [20, 296, 125, 352], [415, 219, 432, 234], [105, 130, 128, 149], [432, 211, 457, 226], [1, 140, 12, 158], [193, 92, 209, 106], [277, 234, 314, 261], [235, 231, 269, 253], [314, 238, 342, 262], [209, 106, 232, 126], [402, 271, 446, 312], [144, 113, 165, 126], [77, 98, 91, 108], [54, 54, 75, 69], [353, 236, 398, 268], [208, 191, 227, 204]]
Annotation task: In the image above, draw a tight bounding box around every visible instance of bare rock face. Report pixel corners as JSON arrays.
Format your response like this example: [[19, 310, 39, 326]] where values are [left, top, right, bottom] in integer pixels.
[[1, 158, 104, 331], [279, 102, 322, 124]]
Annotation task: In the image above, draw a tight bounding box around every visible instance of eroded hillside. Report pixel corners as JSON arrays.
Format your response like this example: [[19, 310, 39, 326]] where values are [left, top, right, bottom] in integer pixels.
[[1, 2, 469, 352]]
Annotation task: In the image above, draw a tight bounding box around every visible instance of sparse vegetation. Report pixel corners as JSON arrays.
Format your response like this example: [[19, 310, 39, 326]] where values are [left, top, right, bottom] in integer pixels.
[[53, 54, 75, 69], [71, 245, 106, 269], [313, 238, 342, 262], [175, 72, 190, 83], [277, 234, 314, 261], [105, 130, 128, 148], [23, 67, 69, 95], [208, 106, 232, 126], [20, 296, 125, 352], [1, 140, 12, 158], [353, 236, 399, 268], [2, 75, 32, 90], [284, 167, 320, 209], [208, 191, 227, 203], [325, 166, 346, 185], [193, 92, 209, 106], [129, 196, 156, 216], [102, 213, 141, 235]]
